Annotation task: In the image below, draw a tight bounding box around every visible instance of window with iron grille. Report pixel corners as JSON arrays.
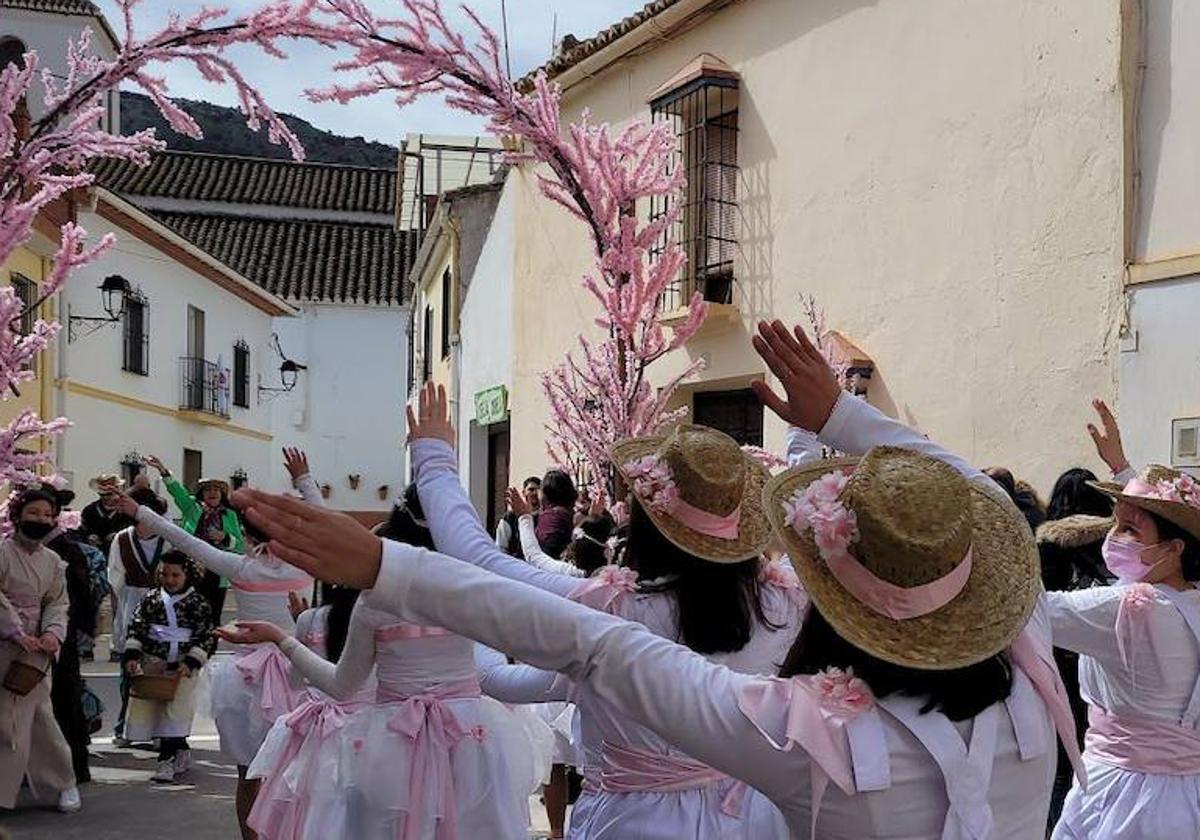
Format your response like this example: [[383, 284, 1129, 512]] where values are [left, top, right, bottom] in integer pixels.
[[10, 273, 36, 338], [440, 268, 452, 359], [422, 305, 433, 382], [122, 290, 149, 375], [650, 69, 740, 312], [233, 339, 250, 408]]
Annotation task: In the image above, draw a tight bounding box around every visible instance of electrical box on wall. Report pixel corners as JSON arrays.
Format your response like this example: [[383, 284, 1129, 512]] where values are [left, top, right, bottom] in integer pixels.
[[1172, 417, 1200, 470]]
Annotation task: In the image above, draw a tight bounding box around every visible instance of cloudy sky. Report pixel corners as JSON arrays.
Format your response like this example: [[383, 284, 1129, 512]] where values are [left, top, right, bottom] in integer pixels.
[[93, 1, 647, 146]]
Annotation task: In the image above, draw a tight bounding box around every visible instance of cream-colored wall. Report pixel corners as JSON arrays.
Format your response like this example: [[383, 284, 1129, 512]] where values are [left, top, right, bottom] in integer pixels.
[[410, 235, 456, 407], [0, 244, 53, 440], [507, 0, 1126, 494]]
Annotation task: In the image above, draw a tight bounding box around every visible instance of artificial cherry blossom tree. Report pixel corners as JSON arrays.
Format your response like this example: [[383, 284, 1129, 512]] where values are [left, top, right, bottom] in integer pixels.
[[312, 0, 709, 492], [0, 0, 338, 509]]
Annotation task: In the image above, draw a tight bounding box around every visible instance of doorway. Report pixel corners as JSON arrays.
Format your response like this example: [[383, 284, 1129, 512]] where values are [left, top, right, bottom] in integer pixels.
[[693, 388, 763, 446], [485, 422, 511, 535], [182, 448, 203, 491]]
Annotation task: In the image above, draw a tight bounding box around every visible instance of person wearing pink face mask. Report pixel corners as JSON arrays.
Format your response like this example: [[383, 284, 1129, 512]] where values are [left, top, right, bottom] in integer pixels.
[[1040, 403, 1200, 838]]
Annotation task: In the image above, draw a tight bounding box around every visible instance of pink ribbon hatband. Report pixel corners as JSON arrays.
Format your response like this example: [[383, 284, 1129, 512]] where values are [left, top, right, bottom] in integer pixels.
[[379, 677, 484, 840], [667, 496, 741, 540], [827, 546, 974, 621]]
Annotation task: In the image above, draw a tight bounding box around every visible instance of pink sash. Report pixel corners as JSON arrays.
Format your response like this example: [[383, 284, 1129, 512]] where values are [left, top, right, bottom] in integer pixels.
[[234, 645, 302, 721], [375, 622, 454, 643], [595, 740, 747, 817], [379, 677, 484, 840], [1086, 707, 1200, 775], [248, 698, 364, 839], [232, 576, 311, 594]]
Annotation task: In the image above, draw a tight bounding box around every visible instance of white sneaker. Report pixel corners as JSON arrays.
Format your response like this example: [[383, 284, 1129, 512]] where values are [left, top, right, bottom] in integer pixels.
[[56, 786, 82, 813], [153, 758, 176, 783], [173, 749, 191, 777]]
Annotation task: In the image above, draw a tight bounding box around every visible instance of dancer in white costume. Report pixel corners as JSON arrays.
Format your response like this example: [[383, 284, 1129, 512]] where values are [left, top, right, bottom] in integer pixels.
[[238, 321, 1087, 840], [221, 493, 544, 840], [115, 447, 320, 839]]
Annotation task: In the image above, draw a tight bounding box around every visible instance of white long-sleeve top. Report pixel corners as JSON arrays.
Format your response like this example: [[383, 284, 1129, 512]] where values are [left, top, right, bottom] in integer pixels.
[[377, 394, 1060, 839], [516, 514, 585, 578]]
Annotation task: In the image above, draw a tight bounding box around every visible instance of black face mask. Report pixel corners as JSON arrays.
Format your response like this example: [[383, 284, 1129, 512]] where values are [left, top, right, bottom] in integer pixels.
[[18, 521, 54, 541]]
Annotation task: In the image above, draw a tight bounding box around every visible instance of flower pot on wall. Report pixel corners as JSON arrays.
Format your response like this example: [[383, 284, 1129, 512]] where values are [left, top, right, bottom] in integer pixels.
[[377, 484, 389, 501], [348, 474, 361, 490], [320, 483, 332, 500]]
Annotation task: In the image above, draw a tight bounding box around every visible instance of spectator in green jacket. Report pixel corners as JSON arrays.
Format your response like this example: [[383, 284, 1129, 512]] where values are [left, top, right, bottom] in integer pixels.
[[143, 456, 244, 619]]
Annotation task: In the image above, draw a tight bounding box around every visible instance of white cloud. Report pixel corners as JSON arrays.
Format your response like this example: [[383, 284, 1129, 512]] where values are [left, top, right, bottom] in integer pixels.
[[92, 0, 647, 147]]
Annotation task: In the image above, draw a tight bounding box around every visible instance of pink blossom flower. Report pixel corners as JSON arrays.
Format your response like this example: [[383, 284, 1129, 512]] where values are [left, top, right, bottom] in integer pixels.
[[1122, 582, 1159, 613], [594, 565, 639, 593], [813, 667, 874, 716], [782, 470, 859, 563], [57, 510, 82, 532], [623, 455, 679, 513], [759, 559, 800, 590]]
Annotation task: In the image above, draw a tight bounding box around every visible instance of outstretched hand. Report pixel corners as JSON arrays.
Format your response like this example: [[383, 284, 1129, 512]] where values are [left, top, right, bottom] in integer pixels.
[[1087, 398, 1130, 475], [506, 486, 532, 518], [750, 320, 841, 432], [406, 381, 456, 448], [231, 488, 382, 590], [282, 447, 311, 481], [216, 620, 286, 646], [144, 455, 168, 475]]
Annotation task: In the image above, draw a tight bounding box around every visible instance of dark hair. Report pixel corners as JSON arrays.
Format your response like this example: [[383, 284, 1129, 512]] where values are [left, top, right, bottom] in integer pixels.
[[194, 482, 230, 510], [780, 607, 1013, 720], [522, 476, 542, 490], [1046, 468, 1113, 521], [376, 483, 434, 551], [10, 487, 60, 521], [323, 585, 361, 662], [568, 512, 616, 576], [624, 500, 778, 654], [159, 550, 200, 588], [540, 470, 578, 510], [985, 467, 1017, 500], [130, 487, 169, 516], [1146, 511, 1200, 582]]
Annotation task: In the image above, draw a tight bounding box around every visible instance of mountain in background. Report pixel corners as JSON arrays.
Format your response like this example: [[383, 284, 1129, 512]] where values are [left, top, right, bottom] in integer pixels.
[[120, 91, 399, 169]]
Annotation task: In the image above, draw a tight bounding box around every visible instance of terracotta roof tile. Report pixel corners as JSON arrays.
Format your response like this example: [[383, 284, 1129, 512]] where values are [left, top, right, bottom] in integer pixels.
[[91, 150, 398, 215], [0, 0, 99, 14], [151, 211, 416, 305]]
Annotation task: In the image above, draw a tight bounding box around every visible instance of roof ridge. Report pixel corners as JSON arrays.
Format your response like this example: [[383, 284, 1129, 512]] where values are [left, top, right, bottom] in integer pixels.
[[145, 148, 398, 174], [151, 209, 398, 229]]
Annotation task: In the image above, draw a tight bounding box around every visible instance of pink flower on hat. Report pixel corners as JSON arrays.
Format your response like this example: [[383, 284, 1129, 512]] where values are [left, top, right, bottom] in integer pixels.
[[813, 667, 874, 716], [57, 510, 82, 532], [783, 469, 859, 562], [1155, 474, 1200, 509], [623, 455, 679, 513]]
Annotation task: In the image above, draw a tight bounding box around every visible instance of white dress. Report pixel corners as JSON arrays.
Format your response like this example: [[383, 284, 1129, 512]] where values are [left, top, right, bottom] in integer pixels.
[[1045, 583, 1200, 838], [248, 602, 538, 840], [413, 438, 802, 840], [380, 393, 1080, 839], [136, 474, 319, 766]]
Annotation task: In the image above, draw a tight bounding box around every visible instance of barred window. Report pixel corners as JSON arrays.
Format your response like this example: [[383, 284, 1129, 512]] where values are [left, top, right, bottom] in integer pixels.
[[11, 273, 37, 338], [233, 339, 250, 408], [650, 58, 740, 312], [122, 290, 149, 375]]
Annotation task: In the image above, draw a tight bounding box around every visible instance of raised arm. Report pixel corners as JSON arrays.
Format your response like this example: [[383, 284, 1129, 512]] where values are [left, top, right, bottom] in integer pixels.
[[277, 603, 378, 700], [283, 447, 325, 508], [518, 514, 584, 578], [410, 437, 577, 598], [475, 644, 570, 704], [363, 540, 817, 806]]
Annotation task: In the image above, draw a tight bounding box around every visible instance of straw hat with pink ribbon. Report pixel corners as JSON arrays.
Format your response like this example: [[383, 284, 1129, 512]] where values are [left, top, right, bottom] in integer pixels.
[[1090, 465, 1200, 541], [765, 446, 1040, 670], [612, 424, 773, 563]]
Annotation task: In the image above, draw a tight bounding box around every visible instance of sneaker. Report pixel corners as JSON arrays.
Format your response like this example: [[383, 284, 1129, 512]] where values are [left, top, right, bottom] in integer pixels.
[[173, 750, 191, 777], [56, 786, 82, 813], [153, 758, 176, 783], [113, 735, 132, 748]]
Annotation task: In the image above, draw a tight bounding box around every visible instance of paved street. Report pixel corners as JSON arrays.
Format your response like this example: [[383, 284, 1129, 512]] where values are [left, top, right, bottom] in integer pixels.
[[2, 634, 554, 839]]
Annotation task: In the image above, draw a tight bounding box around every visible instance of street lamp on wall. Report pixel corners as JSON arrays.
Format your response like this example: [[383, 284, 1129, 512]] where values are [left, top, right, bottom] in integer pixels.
[[258, 333, 308, 397], [68, 274, 131, 342]]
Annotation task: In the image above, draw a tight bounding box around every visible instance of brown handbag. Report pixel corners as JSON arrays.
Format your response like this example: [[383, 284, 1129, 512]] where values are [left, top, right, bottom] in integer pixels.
[[3, 659, 48, 696]]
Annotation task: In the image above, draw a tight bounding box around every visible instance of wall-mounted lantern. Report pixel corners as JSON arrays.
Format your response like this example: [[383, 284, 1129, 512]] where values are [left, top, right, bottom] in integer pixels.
[[68, 274, 131, 342]]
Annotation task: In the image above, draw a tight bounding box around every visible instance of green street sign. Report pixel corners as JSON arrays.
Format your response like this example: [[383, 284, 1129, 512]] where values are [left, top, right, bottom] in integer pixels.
[[475, 385, 509, 425]]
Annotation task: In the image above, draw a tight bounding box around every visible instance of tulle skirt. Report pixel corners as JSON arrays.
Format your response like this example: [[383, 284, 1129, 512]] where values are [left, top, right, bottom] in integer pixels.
[[1052, 758, 1200, 839], [535, 701, 578, 766], [208, 651, 301, 766], [566, 783, 789, 840], [247, 693, 551, 840]]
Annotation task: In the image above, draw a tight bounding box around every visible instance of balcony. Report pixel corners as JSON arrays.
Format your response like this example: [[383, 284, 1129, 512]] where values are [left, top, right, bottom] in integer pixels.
[[179, 356, 230, 419]]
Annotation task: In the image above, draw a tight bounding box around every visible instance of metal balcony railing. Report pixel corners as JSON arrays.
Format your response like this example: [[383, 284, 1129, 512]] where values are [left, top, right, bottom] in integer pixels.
[[179, 356, 230, 418]]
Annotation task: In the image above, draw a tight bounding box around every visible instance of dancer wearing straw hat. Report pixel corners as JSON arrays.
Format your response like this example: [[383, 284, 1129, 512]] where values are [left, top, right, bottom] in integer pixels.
[[234, 320, 1085, 840], [1037, 403, 1200, 838]]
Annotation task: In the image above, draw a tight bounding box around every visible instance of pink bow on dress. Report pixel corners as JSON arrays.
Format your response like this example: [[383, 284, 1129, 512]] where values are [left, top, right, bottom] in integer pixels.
[[235, 644, 302, 721]]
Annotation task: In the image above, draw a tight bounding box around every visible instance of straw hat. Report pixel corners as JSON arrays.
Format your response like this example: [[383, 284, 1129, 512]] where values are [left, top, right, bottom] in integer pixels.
[[765, 446, 1039, 670], [196, 477, 231, 496], [1090, 465, 1200, 542], [88, 473, 125, 492], [611, 424, 772, 563]]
